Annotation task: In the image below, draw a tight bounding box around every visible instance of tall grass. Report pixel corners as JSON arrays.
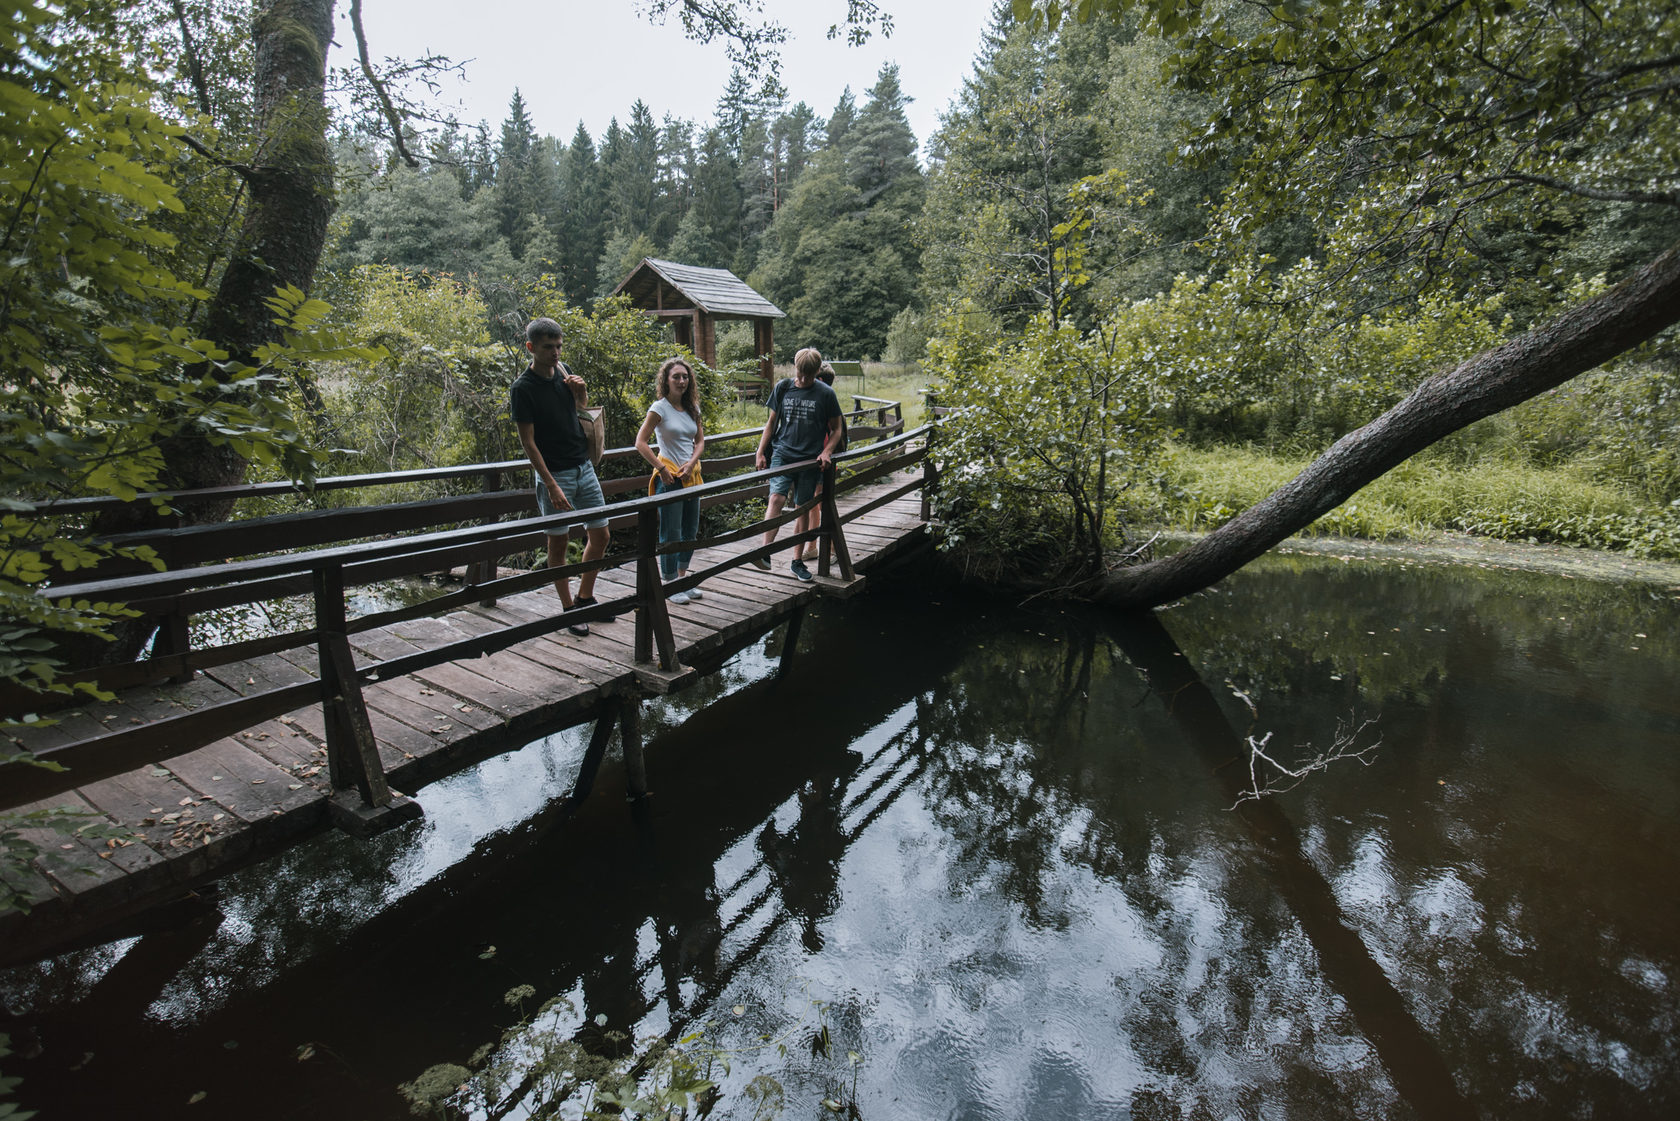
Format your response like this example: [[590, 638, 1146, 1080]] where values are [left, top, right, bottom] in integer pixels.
[[1143, 444, 1680, 559], [712, 361, 935, 432]]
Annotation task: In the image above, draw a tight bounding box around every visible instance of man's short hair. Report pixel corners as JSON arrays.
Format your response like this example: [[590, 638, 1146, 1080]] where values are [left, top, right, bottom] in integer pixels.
[[526, 317, 563, 344], [794, 347, 824, 378]]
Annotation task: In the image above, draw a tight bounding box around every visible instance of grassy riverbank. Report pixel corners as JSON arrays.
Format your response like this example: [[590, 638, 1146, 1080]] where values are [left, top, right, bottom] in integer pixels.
[[1142, 444, 1680, 562], [719, 365, 1680, 566]]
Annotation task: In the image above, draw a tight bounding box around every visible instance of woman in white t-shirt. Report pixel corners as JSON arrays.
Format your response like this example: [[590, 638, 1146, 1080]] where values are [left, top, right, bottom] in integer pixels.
[[635, 357, 706, 602]]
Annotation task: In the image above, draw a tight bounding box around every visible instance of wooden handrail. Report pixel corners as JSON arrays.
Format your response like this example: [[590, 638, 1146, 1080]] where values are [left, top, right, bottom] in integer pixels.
[[40, 425, 933, 602], [22, 425, 771, 519]]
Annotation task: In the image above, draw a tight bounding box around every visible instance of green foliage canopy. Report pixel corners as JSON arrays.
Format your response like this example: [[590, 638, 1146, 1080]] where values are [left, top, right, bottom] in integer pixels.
[[1019, 0, 1680, 296], [1, 4, 374, 704]]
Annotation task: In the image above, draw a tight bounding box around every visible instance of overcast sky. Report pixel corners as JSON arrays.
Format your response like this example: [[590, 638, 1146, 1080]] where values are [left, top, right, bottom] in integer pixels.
[[335, 2, 996, 157]]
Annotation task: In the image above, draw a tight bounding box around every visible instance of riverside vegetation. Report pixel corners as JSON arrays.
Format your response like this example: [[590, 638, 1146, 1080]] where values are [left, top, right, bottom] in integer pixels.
[[8, 1, 1675, 682], [3, 1, 1675, 1115]]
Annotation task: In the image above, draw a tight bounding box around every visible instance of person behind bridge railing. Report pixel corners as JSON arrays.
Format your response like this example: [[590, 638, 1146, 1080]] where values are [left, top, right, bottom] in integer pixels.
[[751, 347, 842, 583], [511, 317, 611, 637], [635, 357, 707, 604]]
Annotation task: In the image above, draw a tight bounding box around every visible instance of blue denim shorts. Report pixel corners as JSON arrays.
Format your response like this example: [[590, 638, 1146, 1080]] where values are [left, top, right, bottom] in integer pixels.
[[767, 450, 820, 506], [535, 464, 609, 530]]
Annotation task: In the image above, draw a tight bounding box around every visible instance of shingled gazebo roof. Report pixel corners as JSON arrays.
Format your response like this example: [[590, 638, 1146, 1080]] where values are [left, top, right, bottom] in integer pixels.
[[613, 258, 784, 320]]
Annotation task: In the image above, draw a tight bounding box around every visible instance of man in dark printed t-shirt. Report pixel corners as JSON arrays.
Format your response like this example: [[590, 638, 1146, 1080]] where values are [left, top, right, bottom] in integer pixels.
[[751, 347, 842, 582]]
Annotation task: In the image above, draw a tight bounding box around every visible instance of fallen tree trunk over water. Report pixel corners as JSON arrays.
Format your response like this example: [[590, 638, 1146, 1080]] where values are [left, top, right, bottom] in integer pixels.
[[1087, 240, 1680, 609]]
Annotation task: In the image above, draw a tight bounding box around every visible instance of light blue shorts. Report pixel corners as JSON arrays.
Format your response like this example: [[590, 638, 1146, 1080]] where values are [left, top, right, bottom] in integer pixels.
[[535, 464, 609, 531]]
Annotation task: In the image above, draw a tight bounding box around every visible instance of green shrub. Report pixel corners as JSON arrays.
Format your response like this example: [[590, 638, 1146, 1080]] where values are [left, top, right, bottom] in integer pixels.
[[884, 305, 931, 367], [929, 310, 1170, 579]]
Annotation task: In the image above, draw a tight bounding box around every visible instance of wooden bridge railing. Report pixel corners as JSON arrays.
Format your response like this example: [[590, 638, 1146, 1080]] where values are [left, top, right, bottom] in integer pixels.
[[3, 408, 931, 814]]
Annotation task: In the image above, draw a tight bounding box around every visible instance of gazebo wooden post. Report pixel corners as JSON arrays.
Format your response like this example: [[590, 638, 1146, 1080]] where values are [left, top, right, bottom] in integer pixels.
[[690, 311, 706, 366], [755, 318, 775, 382]]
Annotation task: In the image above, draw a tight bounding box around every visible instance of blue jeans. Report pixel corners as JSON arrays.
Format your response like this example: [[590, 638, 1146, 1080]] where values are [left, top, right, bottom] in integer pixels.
[[656, 478, 700, 580]]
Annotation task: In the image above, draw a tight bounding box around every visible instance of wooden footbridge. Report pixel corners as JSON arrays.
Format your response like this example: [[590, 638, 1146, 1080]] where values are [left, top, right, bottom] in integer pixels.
[[0, 403, 936, 966]]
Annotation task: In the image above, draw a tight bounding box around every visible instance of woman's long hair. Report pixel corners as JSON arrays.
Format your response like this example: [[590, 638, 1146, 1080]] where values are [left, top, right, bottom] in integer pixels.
[[656, 357, 700, 419]]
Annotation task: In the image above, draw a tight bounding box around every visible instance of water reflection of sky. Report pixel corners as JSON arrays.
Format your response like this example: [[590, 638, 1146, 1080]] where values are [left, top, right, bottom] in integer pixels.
[[4, 555, 1677, 1120]]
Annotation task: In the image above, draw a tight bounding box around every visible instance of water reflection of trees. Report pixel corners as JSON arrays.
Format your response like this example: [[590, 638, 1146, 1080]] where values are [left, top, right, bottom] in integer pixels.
[[904, 563, 1677, 1120], [904, 615, 1418, 1117], [1174, 560, 1680, 1118], [7, 566, 1676, 1119]]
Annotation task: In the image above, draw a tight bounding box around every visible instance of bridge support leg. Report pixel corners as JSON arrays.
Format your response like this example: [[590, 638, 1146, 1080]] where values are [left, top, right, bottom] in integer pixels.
[[634, 507, 681, 670], [476, 468, 501, 606], [775, 606, 806, 680], [921, 420, 939, 523], [621, 696, 648, 801], [816, 463, 854, 581], [571, 697, 620, 802], [315, 564, 395, 812], [321, 634, 390, 808], [151, 612, 194, 684]]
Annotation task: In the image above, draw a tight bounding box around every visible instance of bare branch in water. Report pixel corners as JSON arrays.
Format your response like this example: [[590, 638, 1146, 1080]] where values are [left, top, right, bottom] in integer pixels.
[[1226, 682, 1380, 806]]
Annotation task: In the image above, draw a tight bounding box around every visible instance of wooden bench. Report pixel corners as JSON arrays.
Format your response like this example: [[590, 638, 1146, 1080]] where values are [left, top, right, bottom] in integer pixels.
[[730, 377, 769, 401]]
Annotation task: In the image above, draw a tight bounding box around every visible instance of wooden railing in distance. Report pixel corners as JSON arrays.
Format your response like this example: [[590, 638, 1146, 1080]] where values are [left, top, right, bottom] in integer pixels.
[[3, 420, 932, 813]]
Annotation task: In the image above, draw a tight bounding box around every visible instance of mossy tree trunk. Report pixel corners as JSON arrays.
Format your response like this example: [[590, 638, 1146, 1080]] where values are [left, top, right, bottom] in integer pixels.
[[180, 0, 335, 495], [86, 0, 336, 665]]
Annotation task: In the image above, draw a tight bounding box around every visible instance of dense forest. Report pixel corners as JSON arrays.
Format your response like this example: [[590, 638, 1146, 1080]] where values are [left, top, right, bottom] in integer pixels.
[[3, 0, 1679, 693], [319, 1, 1680, 588]]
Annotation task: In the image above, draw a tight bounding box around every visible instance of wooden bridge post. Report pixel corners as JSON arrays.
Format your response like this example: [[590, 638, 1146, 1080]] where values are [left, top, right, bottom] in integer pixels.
[[313, 562, 392, 808], [634, 505, 679, 669], [474, 467, 501, 606], [816, 461, 854, 581], [570, 696, 621, 802], [921, 413, 940, 523], [149, 612, 194, 684]]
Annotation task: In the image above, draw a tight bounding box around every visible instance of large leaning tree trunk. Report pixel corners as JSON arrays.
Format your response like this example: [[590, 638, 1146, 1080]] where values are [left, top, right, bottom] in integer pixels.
[[1087, 240, 1680, 610]]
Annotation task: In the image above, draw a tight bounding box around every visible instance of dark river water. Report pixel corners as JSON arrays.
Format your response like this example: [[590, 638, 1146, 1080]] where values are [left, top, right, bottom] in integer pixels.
[[3, 552, 1677, 1119]]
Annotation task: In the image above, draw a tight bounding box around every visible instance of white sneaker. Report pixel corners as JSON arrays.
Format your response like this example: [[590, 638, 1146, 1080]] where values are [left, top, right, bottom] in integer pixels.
[[668, 589, 693, 605], [686, 586, 703, 600]]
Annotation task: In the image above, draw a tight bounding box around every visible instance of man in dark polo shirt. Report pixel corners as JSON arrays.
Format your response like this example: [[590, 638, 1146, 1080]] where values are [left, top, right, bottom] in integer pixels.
[[510, 317, 609, 636]]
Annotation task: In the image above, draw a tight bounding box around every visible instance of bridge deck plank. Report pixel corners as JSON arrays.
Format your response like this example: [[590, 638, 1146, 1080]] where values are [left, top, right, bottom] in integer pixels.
[[165, 738, 324, 825], [8, 799, 134, 896], [2, 479, 932, 965], [78, 768, 227, 854], [362, 679, 506, 736]]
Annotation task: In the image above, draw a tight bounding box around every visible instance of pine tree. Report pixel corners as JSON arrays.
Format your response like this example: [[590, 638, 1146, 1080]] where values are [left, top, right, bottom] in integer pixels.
[[771, 102, 816, 207], [671, 126, 744, 268], [603, 101, 661, 241], [754, 67, 926, 360], [824, 88, 856, 152], [556, 123, 605, 304], [655, 115, 696, 247], [493, 89, 559, 257], [845, 65, 920, 204]]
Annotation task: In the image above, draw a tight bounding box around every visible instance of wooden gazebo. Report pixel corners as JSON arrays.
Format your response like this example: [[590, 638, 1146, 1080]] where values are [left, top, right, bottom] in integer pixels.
[[612, 258, 784, 381]]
